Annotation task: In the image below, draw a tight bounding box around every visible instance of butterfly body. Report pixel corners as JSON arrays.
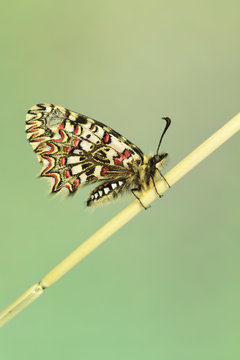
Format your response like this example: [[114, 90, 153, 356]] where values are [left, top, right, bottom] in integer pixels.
[[26, 104, 169, 206]]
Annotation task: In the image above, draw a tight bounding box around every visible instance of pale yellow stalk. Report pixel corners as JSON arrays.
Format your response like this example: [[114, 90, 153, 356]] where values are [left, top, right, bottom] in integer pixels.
[[1, 112, 239, 327]]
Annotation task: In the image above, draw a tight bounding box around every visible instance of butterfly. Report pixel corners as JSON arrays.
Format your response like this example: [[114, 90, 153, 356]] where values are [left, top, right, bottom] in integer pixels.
[[25, 104, 171, 208]]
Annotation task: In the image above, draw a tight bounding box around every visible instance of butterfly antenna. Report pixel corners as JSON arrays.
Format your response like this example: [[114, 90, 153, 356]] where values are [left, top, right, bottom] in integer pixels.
[[156, 117, 171, 154]]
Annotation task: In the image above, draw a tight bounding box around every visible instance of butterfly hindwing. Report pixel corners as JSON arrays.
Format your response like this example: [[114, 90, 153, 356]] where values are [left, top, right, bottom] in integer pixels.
[[26, 104, 144, 194]]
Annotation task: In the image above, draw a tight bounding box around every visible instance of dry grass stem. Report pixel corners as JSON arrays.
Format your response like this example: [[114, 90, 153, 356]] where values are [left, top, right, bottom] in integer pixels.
[[0, 112, 239, 327]]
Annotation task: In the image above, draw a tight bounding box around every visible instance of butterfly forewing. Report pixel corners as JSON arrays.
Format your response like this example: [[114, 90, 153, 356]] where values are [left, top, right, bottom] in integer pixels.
[[26, 104, 144, 194]]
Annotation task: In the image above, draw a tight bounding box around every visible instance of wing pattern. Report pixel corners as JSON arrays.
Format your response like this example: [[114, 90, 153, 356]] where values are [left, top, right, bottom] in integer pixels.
[[26, 104, 144, 193]]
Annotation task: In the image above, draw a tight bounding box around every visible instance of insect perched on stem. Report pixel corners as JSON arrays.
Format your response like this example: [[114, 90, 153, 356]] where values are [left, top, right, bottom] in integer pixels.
[[26, 104, 171, 209]]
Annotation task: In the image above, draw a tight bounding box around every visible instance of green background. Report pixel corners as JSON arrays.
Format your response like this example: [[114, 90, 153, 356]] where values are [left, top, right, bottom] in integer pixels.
[[1, 1, 239, 359]]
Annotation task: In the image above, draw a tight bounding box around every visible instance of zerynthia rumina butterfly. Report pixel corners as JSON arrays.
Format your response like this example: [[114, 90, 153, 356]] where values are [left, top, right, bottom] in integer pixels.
[[25, 104, 171, 208]]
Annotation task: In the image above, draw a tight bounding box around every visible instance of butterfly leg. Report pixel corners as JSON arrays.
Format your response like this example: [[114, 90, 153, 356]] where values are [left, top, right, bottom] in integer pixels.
[[131, 188, 150, 210], [156, 169, 171, 188], [151, 176, 163, 198]]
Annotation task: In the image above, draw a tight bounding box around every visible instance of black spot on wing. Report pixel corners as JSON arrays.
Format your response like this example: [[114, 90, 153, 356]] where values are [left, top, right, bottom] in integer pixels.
[[76, 115, 88, 124], [86, 168, 95, 176], [82, 163, 91, 170]]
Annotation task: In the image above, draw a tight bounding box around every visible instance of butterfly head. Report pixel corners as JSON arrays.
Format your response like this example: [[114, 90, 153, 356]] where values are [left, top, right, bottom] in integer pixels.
[[148, 152, 168, 178], [151, 153, 168, 165], [149, 153, 168, 167]]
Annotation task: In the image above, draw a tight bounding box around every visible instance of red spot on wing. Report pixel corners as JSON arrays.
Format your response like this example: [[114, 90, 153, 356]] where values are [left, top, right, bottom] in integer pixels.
[[73, 138, 80, 147], [35, 138, 46, 142], [64, 146, 73, 153], [27, 123, 46, 141], [101, 167, 109, 176], [74, 125, 79, 134], [114, 149, 131, 166], [114, 158, 122, 166], [54, 130, 65, 142], [90, 124, 95, 131], [124, 149, 131, 158], [64, 184, 71, 192], [58, 123, 65, 130], [74, 179, 80, 187], [44, 142, 55, 154], [40, 143, 55, 173], [64, 170, 71, 178], [42, 156, 53, 174], [60, 157, 66, 165], [103, 132, 110, 143], [45, 173, 60, 190], [36, 142, 46, 152], [31, 137, 46, 143]]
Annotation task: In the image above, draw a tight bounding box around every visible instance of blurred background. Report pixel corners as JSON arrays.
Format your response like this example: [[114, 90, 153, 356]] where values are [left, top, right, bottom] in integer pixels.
[[1, 1, 239, 359]]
